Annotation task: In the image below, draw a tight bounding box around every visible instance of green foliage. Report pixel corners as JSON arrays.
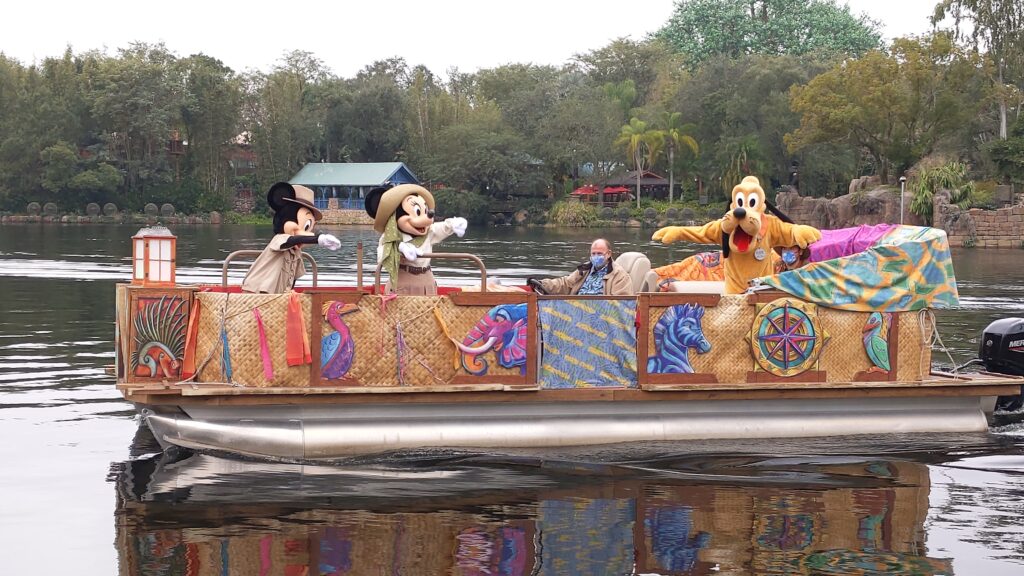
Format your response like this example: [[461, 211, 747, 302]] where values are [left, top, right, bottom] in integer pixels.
[[787, 33, 984, 184], [431, 188, 490, 224], [909, 161, 975, 220], [615, 117, 663, 208], [549, 200, 598, 227], [987, 115, 1024, 181], [968, 180, 998, 210], [656, 0, 882, 68], [0, 14, 1012, 222], [223, 211, 272, 225], [933, 0, 1024, 138], [424, 123, 547, 198]]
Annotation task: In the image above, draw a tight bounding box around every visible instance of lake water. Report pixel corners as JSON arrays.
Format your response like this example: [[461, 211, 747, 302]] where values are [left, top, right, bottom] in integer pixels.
[[1, 223, 1023, 575]]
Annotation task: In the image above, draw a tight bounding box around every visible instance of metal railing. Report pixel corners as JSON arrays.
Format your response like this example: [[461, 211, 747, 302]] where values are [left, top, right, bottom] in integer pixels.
[[221, 250, 319, 288], [374, 253, 488, 292]]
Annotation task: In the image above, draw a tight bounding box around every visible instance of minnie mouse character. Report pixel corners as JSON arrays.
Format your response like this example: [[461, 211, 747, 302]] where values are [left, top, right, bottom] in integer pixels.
[[365, 184, 467, 295], [241, 182, 341, 293]]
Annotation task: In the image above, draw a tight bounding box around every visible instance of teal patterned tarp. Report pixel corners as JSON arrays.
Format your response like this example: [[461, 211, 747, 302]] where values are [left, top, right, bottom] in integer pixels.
[[758, 225, 959, 312]]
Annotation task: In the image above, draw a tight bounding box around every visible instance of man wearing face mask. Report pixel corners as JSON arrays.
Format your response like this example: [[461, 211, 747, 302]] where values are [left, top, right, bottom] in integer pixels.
[[774, 245, 810, 273], [527, 238, 634, 296]]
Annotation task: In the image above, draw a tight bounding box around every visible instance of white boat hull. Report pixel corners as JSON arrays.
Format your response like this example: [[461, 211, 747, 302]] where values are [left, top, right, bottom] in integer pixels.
[[142, 396, 991, 461]]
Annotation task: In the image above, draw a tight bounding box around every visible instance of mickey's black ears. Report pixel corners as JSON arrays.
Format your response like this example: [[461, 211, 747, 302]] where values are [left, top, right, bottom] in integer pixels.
[[364, 186, 389, 218], [267, 182, 296, 212]]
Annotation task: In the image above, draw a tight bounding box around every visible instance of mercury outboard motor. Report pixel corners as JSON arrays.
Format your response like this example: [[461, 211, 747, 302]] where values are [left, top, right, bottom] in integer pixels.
[[980, 318, 1024, 411]]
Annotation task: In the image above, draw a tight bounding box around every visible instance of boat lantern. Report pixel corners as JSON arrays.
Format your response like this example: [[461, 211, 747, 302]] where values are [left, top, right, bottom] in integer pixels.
[[131, 225, 176, 286]]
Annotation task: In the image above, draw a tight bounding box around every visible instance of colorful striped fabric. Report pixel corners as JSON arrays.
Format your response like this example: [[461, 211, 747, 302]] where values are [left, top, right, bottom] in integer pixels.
[[538, 299, 638, 389], [759, 225, 959, 312]]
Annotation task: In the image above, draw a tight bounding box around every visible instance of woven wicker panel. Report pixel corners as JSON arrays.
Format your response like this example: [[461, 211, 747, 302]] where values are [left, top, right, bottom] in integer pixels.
[[343, 295, 518, 386], [900, 310, 930, 382], [649, 296, 916, 383], [677, 295, 752, 383], [193, 292, 311, 387], [818, 309, 874, 381]]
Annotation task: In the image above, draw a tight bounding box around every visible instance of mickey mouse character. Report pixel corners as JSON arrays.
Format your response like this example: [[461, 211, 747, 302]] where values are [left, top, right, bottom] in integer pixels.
[[365, 184, 467, 295], [241, 182, 341, 293], [652, 176, 820, 294]]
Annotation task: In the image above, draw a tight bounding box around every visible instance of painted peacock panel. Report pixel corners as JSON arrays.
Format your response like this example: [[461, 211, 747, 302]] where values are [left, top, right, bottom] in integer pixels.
[[127, 288, 191, 383]]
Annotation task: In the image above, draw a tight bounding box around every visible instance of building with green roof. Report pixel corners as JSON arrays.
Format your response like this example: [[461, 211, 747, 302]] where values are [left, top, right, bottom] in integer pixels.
[[290, 162, 419, 210]]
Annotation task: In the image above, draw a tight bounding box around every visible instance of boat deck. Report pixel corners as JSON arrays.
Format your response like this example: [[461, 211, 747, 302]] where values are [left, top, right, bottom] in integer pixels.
[[118, 371, 1021, 406]]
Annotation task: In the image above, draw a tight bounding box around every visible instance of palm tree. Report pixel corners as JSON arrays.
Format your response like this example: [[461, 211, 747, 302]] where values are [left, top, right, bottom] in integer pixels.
[[615, 117, 661, 209], [656, 111, 699, 203]]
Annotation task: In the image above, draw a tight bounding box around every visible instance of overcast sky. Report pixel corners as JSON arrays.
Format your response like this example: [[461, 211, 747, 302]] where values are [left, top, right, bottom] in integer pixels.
[[4, 0, 942, 78]]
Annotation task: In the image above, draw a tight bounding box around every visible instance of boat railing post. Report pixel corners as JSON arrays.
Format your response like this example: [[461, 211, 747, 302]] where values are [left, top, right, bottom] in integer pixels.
[[221, 249, 318, 287], [357, 242, 364, 290], [222, 250, 262, 287], [303, 253, 318, 287], [374, 253, 488, 293]]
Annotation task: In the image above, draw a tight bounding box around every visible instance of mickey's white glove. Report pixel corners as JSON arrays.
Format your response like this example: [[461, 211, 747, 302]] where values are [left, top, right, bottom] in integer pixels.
[[398, 241, 422, 261], [450, 217, 468, 238], [317, 233, 341, 251]]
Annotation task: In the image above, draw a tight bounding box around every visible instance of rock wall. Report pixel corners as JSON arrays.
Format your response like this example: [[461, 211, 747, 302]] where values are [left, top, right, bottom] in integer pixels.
[[320, 209, 373, 226], [935, 195, 1024, 248], [775, 182, 926, 229], [777, 180, 1023, 249]]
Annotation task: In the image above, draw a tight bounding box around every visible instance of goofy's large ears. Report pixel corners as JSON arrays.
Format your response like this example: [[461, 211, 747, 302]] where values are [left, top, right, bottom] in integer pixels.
[[364, 186, 389, 218], [267, 182, 296, 212], [721, 233, 730, 259]]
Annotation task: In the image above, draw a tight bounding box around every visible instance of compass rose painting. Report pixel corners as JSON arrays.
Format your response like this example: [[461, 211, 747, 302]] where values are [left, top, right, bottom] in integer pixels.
[[750, 298, 828, 377]]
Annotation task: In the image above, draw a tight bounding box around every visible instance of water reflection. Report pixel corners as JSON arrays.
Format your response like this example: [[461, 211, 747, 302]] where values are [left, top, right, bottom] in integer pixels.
[[112, 434, 1007, 575]]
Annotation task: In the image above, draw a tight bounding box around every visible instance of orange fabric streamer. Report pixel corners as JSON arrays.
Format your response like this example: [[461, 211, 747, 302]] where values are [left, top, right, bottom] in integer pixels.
[[180, 299, 201, 379], [286, 293, 310, 366]]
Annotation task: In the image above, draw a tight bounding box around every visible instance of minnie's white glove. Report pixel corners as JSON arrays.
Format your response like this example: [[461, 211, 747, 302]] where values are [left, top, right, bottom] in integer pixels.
[[398, 241, 422, 261], [318, 233, 341, 251], [450, 217, 468, 238]]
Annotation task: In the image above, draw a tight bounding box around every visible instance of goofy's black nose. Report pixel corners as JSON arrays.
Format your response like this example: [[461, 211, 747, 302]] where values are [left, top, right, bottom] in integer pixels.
[[426, 209, 435, 218], [733, 207, 746, 219]]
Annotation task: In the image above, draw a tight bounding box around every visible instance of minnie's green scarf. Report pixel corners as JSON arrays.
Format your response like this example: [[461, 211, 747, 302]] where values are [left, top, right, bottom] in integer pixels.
[[381, 213, 427, 290]]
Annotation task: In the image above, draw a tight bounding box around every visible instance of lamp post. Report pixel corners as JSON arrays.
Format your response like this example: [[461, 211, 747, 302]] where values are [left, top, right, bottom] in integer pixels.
[[899, 176, 907, 225]]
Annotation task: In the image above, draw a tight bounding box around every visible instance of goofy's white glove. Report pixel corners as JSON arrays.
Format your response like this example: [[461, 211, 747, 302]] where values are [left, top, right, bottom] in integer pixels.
[[398, 241, 422, 261], [317, 233, 341, 251], [450, 217, 468, 238]]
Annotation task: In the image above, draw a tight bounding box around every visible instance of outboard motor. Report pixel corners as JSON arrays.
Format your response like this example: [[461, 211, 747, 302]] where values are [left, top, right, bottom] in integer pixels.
[[980, 318, 1024, 411]]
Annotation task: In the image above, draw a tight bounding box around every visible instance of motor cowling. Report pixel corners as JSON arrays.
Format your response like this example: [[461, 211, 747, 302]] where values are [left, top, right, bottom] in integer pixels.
[[979, 318, 1024, 376], [980, 318, 1024, 413]]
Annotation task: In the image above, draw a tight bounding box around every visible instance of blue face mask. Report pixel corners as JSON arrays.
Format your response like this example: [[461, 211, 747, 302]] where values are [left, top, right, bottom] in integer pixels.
[[590, 254, 607, 269], [781, 250, 798, 265]]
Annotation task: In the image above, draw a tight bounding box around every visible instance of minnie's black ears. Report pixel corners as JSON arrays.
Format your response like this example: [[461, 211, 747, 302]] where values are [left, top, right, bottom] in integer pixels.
[[364, 186, 389, 218], [267, 182, 296, 212]]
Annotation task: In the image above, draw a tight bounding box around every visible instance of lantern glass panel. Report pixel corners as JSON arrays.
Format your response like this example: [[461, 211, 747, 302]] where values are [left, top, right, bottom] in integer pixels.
[[149, 257, 159, 282], [160, 261, 171, 282], [134, 239, 145, 279], [160, 239, 171, 260]]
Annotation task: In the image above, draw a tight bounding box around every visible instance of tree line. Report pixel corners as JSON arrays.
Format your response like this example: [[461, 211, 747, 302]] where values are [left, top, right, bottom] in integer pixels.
[[0, 0, 1020, 215]]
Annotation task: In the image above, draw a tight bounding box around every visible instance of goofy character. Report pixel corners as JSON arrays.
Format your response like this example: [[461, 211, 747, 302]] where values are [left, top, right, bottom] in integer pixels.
[[652, 176, 821, 294]]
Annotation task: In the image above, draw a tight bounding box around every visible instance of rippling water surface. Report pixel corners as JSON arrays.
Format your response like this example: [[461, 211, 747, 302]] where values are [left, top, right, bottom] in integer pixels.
[[1, 223, 1023, 575]]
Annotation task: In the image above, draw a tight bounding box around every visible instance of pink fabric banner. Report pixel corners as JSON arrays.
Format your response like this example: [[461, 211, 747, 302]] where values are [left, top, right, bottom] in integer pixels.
[[808, 224, 898, 262]]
